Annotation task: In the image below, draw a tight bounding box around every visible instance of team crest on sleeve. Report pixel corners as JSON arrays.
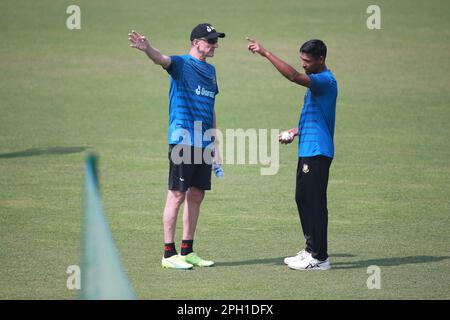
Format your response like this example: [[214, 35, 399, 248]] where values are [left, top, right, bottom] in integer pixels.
[[302, 164, 310, 173]]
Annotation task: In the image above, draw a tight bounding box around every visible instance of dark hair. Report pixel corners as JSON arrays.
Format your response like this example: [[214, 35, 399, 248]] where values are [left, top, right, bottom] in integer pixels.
[[300, 39, 327, 59]]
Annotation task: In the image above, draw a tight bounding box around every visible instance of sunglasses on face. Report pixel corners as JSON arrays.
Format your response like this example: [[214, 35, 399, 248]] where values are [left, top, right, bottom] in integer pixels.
[[198, 38, 218, 45]]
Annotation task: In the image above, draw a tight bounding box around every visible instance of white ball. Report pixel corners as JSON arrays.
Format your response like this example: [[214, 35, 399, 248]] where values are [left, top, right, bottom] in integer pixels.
[[281, 131, 293, 140]]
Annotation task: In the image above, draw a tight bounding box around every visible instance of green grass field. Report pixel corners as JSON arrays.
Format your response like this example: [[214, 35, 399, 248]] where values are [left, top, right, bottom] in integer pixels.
[[1, 0, 449, 299]]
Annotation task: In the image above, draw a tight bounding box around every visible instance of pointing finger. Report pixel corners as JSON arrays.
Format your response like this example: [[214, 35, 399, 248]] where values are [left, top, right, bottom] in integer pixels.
[[246, 36, 255, 43]]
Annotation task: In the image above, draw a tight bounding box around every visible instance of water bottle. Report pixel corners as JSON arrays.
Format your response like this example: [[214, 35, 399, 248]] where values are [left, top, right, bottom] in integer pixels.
[[213, 163, 224, 178]]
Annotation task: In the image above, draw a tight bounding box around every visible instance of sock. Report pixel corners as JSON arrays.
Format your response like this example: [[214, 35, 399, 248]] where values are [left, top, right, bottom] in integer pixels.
[[180, 240, 194, 256], [164, 243, 177, 258]]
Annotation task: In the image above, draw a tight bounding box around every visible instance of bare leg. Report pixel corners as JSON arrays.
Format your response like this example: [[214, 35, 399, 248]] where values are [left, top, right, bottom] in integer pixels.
[[182, 187, 205, 240], [163, 190, 186, 243]]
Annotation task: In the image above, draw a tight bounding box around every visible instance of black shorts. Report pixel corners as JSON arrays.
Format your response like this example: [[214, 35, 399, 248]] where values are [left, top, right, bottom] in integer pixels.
[[168, 144, 212, 192]]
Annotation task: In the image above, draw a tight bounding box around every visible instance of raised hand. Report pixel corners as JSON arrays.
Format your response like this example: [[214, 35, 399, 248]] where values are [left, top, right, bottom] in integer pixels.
[[246, 37, 267, 57], [128, 30, 150, 52]]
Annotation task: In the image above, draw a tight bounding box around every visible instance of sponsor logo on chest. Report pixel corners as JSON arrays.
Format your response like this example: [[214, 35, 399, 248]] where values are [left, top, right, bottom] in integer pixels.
[[195, 85, 215, 98]]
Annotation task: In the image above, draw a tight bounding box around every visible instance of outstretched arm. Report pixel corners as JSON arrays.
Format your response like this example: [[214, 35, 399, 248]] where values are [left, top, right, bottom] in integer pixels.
[[128, 30, 171, 69], [247, 37, 310, 88]]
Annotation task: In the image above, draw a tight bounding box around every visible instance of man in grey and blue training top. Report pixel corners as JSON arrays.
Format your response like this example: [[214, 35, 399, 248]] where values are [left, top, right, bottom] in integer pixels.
[[247, 38, 337, 270], [129, 23, 225, 270]]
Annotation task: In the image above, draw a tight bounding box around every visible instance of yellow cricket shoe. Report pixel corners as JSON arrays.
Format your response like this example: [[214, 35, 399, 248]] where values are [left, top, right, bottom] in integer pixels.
[[180, 252, 214, 267]]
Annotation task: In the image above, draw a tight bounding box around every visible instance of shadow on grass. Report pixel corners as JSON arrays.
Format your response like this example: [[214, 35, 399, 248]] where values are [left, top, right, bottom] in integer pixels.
[[332, 255, 450, 269], [215, 254, 449, 269], [216, 257, 285, 267], [215, 253, 356, 267], [0, 146, 89, 159]]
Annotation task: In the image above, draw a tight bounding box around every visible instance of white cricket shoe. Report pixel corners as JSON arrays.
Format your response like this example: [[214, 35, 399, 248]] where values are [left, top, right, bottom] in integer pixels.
[[288, 254, 331, 270], [283, 249, 311, 265], [161, 255, 193, 270]]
